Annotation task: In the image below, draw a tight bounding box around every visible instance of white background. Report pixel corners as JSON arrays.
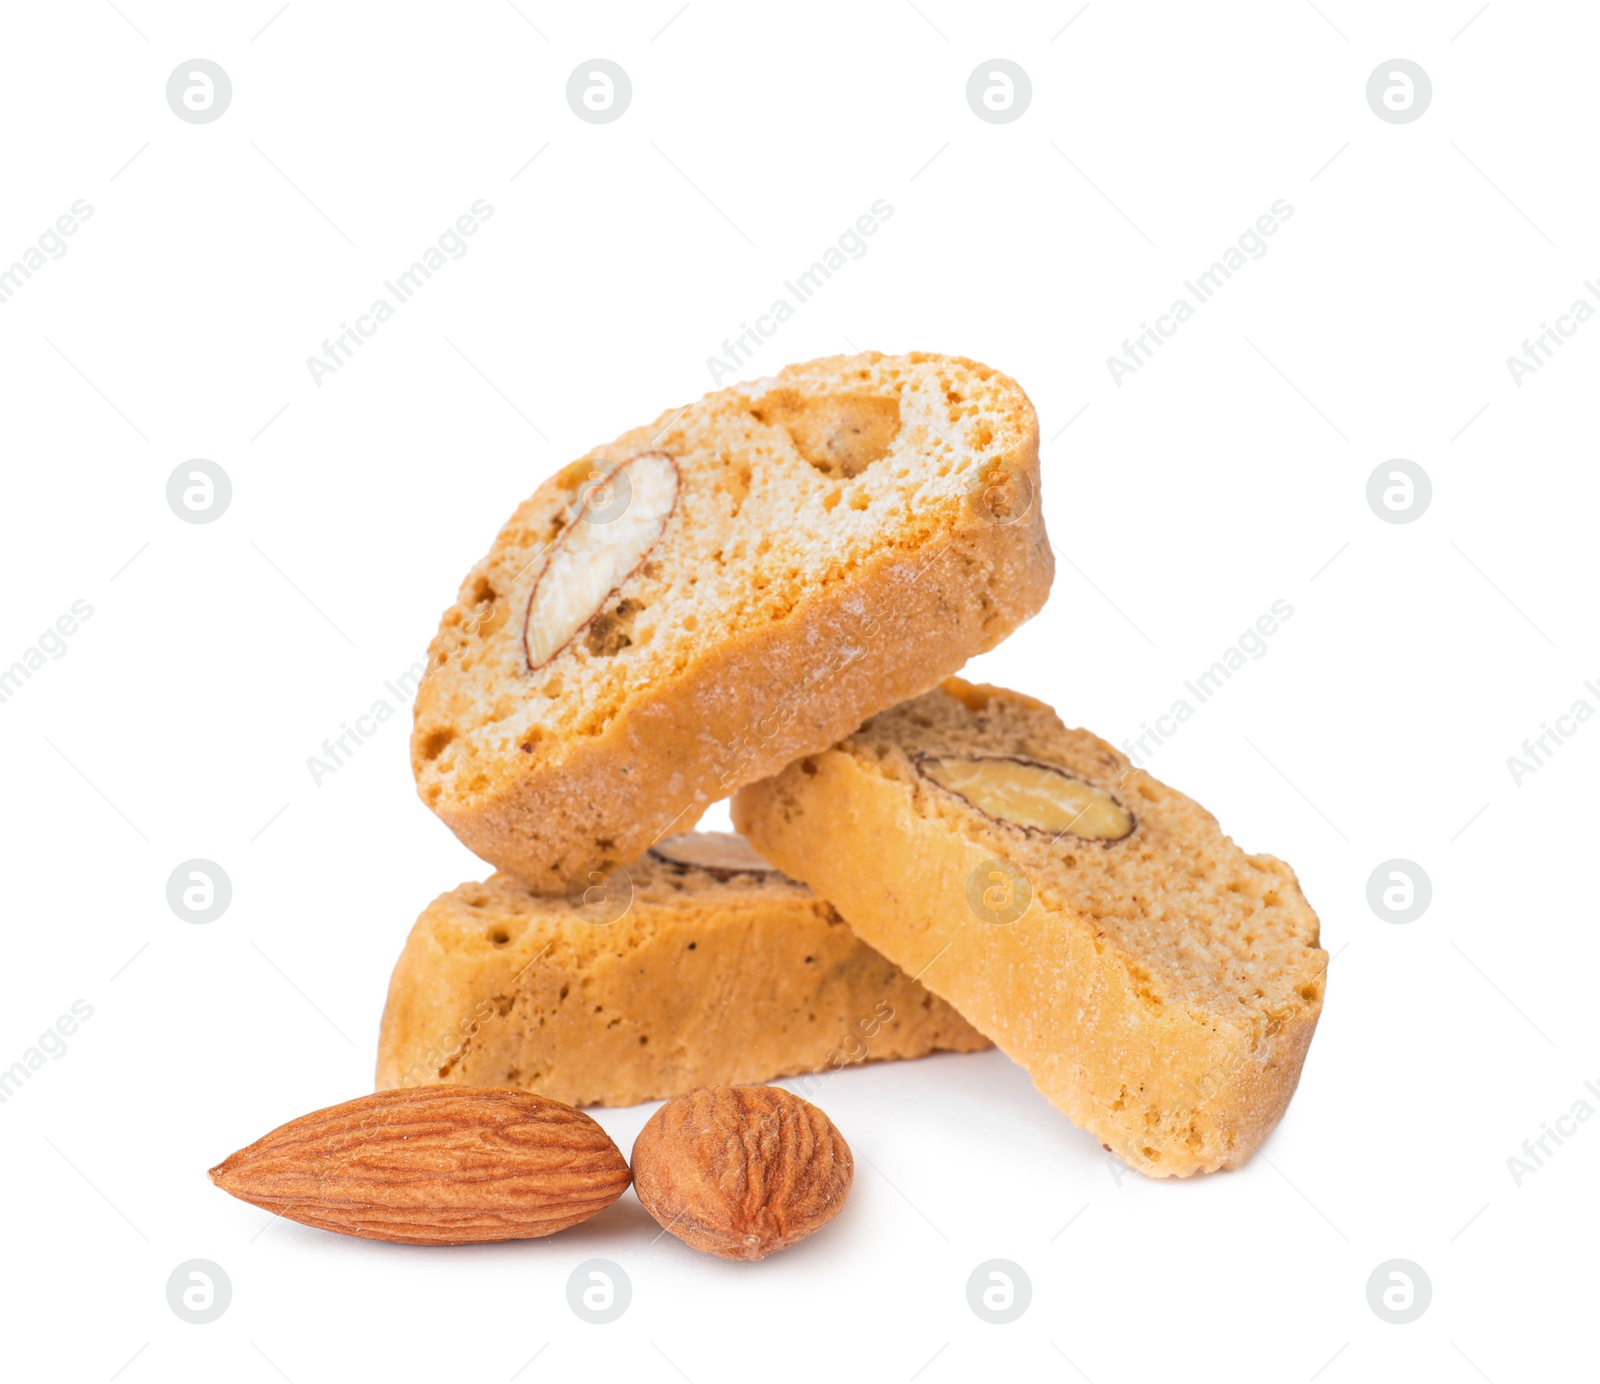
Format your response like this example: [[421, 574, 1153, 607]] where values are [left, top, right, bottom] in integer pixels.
[[1, 2, 1595, 1380]]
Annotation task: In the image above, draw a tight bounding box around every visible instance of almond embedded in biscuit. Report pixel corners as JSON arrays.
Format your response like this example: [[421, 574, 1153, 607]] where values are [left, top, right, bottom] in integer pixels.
[[917, 755, 1134, 842], [649, 831, 777, 879], [374, 834, 992, 1106], [411, 352, 1053, 892], [524, 450, 679, 669], [734, 679, 1328, 1179]]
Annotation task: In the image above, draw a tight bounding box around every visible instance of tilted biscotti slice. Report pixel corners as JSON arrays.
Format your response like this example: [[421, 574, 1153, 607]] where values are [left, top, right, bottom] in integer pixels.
[[732, 681, 1327, 1178], [412, 352, 1051, 890], [376, 832, 990, 1105]]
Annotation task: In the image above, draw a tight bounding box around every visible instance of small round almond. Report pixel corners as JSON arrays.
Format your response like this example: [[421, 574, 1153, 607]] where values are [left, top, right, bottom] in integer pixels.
[[631, 1085, 852, 1261]]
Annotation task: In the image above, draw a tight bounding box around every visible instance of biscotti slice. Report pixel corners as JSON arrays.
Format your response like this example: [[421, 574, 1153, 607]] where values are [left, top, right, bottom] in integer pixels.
[[732, 681, 1327, 1178], [412, 352, 1051, 890], [376, 832, 990, 1105]]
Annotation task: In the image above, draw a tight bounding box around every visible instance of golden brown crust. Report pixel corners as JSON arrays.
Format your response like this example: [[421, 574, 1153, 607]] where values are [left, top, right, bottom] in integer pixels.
[[411, 353, 1051, 890], [732, 682, 1327, 1178], [375, 836, 990, 1106]]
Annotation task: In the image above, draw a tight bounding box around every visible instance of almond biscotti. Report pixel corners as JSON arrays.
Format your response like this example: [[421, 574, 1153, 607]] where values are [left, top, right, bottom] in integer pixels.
[[732, 681, 1327, 1178], [412, 353, 1051, 890], [376, 833, 990, 1105]]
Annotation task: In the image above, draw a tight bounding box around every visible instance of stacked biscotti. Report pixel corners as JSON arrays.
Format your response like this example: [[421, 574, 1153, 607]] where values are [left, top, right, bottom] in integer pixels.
[[381, 351, 1326, 1178]]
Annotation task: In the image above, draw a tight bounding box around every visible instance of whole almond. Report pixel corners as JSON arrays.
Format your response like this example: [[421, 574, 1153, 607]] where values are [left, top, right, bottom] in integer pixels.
[[631, 1084, 852, 1261], [209, 1086, 631, 1245]]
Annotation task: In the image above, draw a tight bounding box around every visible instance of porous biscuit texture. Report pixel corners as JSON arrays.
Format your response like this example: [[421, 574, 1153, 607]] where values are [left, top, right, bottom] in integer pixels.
[[375, 834, 991, 1106], [733, 681, 1328, 1177], [412, 352, 1052, 890]]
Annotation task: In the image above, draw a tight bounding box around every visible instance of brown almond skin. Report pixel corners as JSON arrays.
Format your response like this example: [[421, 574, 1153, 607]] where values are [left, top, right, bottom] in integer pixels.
[[209, 1087, 631, 1245], [631, 1084, 852, 1261]]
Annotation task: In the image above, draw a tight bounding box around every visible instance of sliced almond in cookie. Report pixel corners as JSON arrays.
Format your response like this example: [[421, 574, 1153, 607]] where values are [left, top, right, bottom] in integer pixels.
[[412, 353, 1053, 892], [375, 833, 991, 1106], [649, 830, 777, 878], [524, 450, 679, 669], [917, 755, 1134, 842], [735, 679, 1327, 1179]]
